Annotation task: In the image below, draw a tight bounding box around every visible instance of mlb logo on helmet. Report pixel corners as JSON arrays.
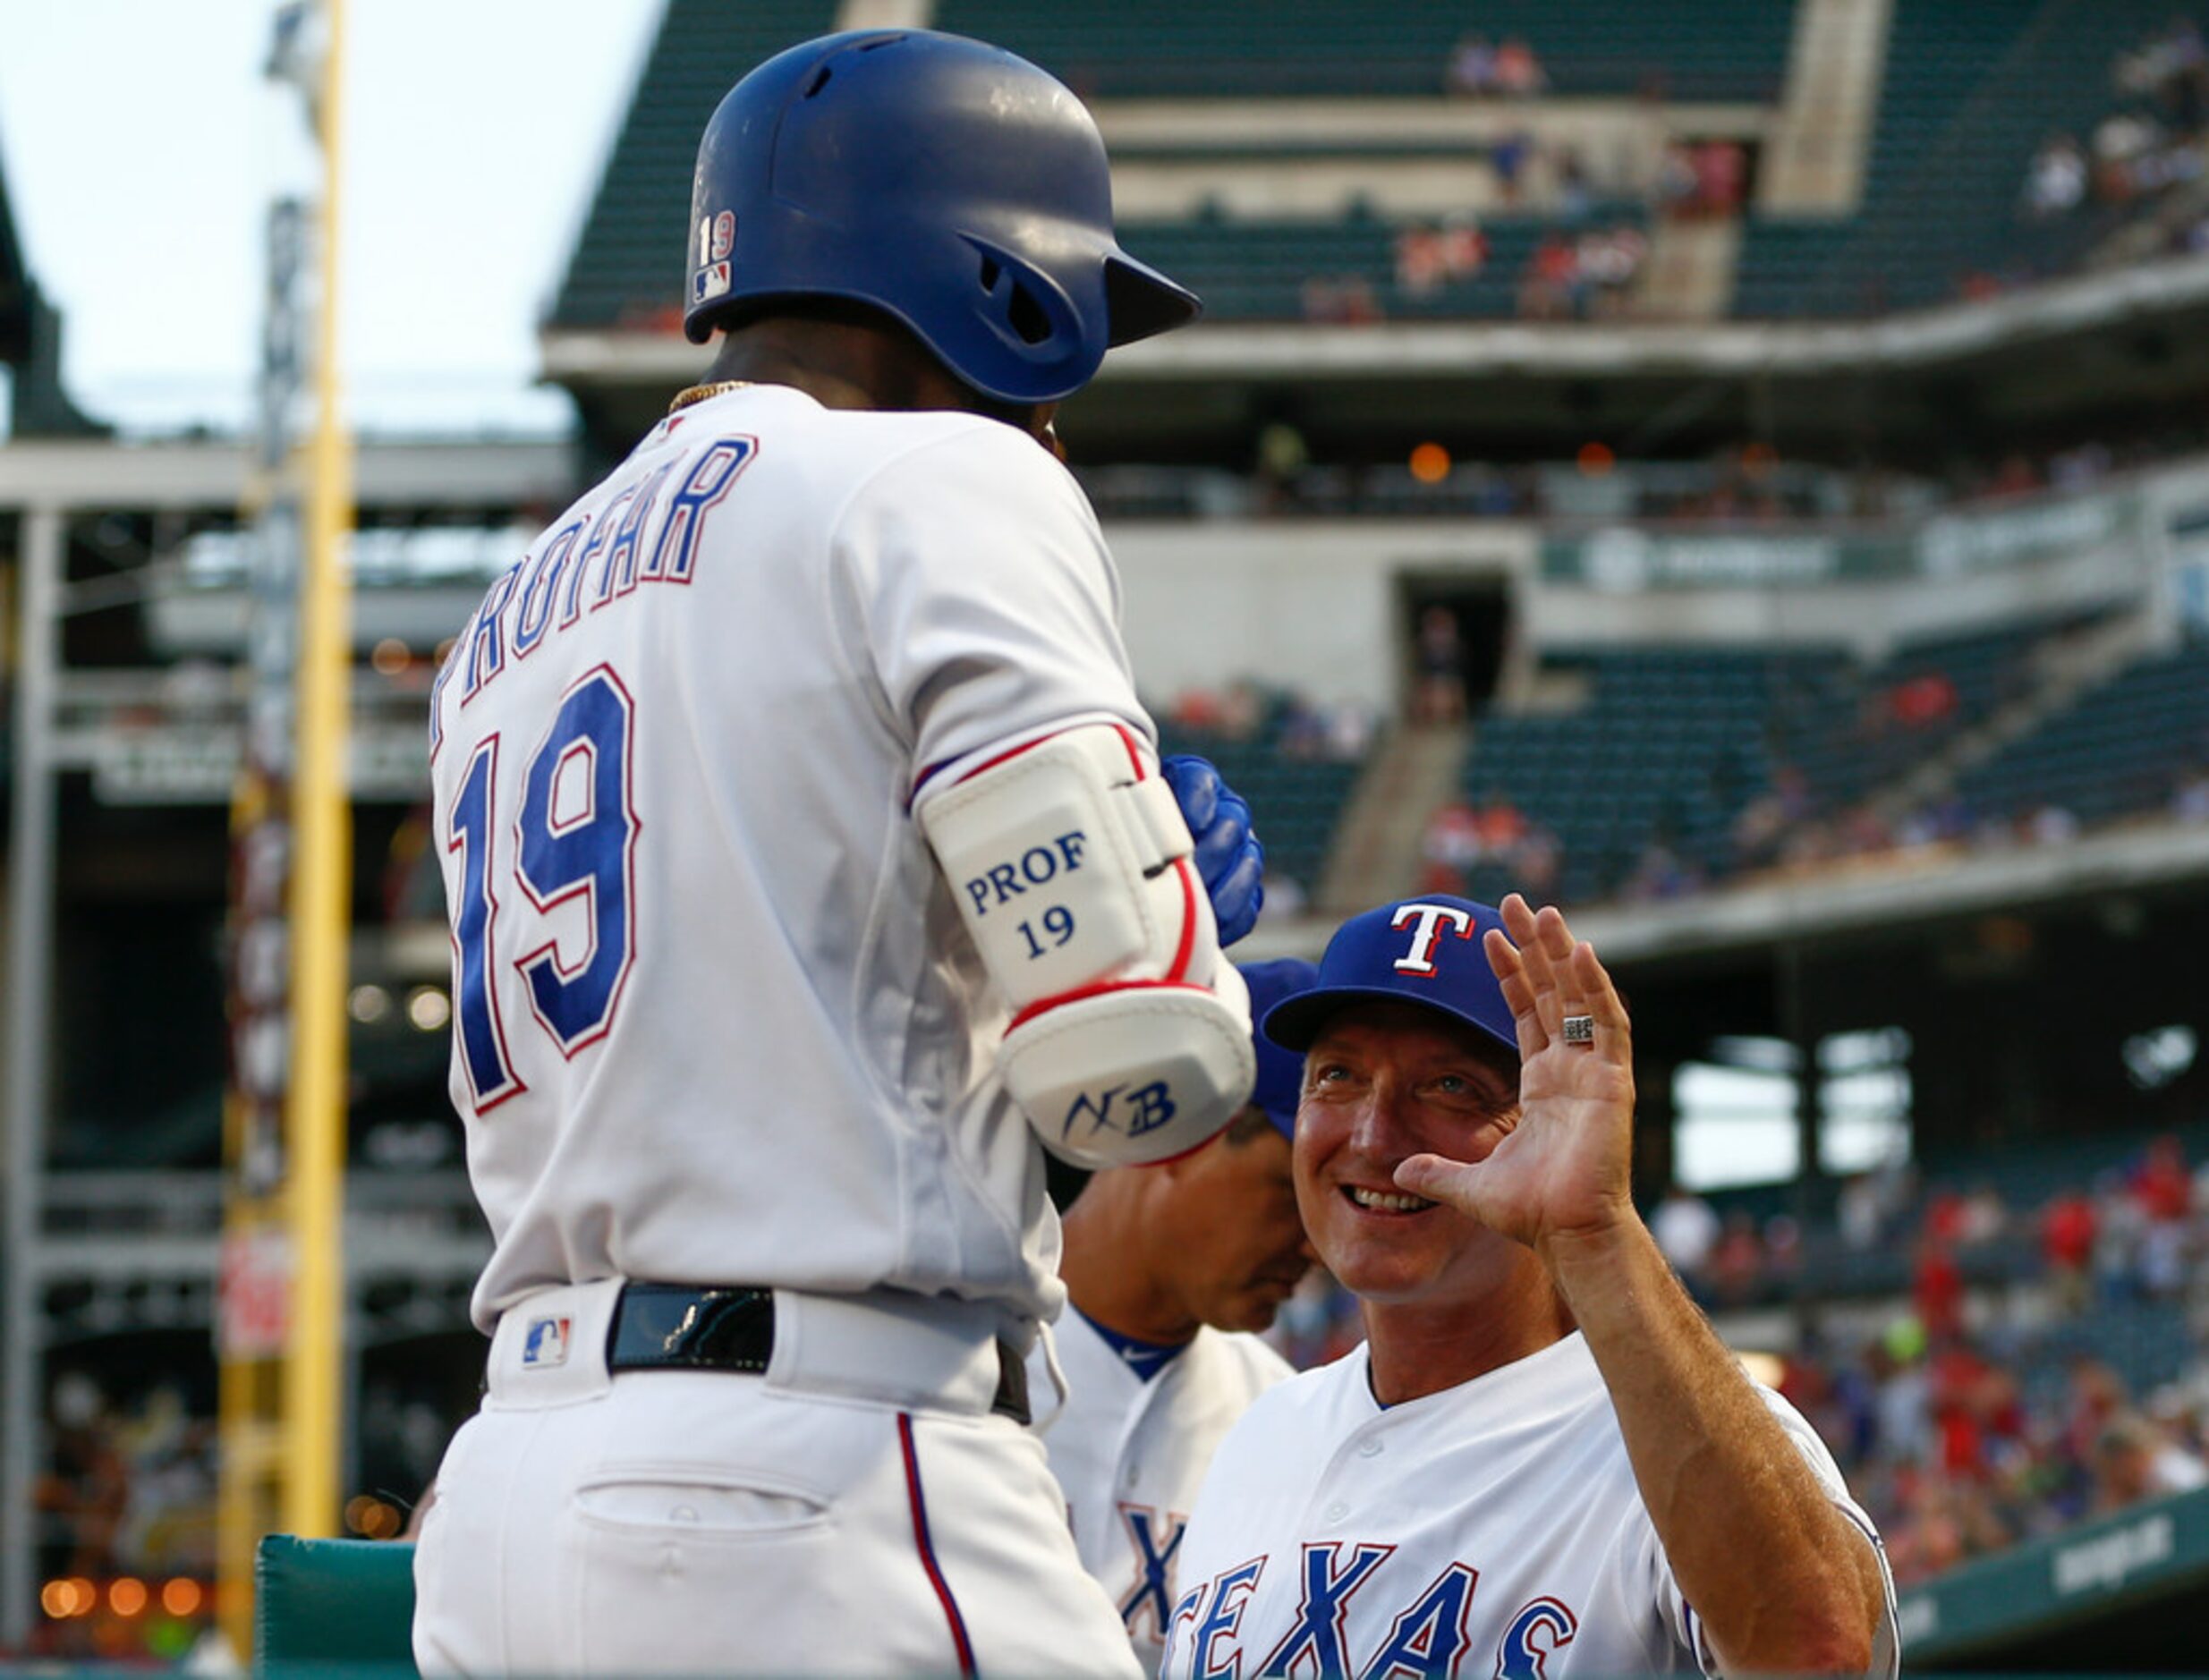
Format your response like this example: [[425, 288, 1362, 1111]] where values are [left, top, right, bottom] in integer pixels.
[[692, 261, 732, 306], [1260, 895, 1519, 1061], [521, 1315, 572, 1369]]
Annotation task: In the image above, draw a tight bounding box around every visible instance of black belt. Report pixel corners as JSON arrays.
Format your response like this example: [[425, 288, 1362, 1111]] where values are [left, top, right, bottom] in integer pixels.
[[606, 1283, 1031, 1426]]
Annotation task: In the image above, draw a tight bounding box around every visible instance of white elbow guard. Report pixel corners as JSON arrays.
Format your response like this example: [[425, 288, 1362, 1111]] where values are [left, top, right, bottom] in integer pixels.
[[916, 724, 1256, 1167]]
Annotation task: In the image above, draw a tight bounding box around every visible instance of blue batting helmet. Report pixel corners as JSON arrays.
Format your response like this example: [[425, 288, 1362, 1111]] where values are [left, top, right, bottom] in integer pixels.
[[683, 30, 1201, 405], [1238, 957, 1321, 1140]]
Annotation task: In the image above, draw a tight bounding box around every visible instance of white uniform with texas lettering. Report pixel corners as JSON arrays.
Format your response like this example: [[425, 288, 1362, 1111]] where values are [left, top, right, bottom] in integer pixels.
[[1162, 1334, 1899, 1680], [413, 381, 1189, 1677], [1030, 1312, 1294, 1674]]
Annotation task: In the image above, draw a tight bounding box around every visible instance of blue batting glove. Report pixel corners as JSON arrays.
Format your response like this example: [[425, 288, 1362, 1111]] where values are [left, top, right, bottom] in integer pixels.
[[1160, 754, 1266, 946]]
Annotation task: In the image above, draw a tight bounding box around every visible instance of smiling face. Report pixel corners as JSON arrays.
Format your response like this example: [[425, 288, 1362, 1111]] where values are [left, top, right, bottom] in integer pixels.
[[1294, 999, 1525, 1309]]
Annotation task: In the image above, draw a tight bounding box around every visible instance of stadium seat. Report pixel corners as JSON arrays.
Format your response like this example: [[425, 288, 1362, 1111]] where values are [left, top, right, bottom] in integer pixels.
[[254, 1536, 418, 1680], [1958, 636, 2209, 825]]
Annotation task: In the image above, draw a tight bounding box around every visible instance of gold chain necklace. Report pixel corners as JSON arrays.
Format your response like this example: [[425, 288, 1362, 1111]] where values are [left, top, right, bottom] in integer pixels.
[[667, 379, 755, 414]]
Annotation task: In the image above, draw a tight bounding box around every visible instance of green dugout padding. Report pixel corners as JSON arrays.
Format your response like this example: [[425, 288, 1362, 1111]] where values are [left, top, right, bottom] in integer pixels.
[[1897, 1483, 2209, 1672], [254, 1536, 418, 1680]]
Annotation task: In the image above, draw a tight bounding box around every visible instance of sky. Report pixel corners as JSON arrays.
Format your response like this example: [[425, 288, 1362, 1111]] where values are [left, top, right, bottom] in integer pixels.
[[0, 0, 666, 439]]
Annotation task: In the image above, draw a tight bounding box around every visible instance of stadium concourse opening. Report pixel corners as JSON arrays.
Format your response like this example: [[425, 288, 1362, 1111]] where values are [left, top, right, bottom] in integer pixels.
[[1398, 575, 1510, 722]]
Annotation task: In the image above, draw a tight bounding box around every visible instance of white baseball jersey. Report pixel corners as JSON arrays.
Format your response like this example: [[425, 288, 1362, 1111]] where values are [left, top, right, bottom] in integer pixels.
[[1162, 1333, 1899, 1680], [429, 382, 1151, 1331], [1031, 1311, 1295, 1673]]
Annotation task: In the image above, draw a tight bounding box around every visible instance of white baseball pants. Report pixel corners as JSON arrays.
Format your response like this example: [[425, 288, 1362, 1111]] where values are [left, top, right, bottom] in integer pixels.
[[412, 1279, 1140, 1676]]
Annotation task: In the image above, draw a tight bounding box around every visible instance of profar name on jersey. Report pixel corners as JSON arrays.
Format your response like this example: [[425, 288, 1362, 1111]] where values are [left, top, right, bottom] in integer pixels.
[[451, 436, 757, 715]]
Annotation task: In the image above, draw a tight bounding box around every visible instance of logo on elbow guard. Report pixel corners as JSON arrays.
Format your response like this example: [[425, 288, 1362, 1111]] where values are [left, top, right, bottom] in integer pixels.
[[1063, 1081, 1177, 1143], [963, 830, 1087, 915]]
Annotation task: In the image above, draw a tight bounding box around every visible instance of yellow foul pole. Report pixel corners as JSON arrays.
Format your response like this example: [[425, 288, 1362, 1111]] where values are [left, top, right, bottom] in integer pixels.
[[284, 0, 354, 1540]]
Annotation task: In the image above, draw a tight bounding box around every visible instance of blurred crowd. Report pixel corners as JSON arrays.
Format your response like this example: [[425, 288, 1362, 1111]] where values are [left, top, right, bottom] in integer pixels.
[[1160, 680, 1377, 767], [30, 1376, 215, 1660], [1283, 28, 1750, 327], [1418, 793, 1562, 900], [2010, 16, 2209, 290]]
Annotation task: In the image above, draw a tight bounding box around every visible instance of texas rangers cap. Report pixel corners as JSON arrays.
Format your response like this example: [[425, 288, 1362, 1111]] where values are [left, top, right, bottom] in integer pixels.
[[1236, 957, 1320, 1140], [1261, 895, 1519, 1061]]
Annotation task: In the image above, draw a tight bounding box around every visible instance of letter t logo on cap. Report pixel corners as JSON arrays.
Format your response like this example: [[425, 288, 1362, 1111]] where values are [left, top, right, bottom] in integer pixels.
[[1390, 904, 1475, 975]]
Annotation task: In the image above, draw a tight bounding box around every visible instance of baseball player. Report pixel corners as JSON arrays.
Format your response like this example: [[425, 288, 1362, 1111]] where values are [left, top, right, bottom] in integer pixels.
[[1032, 957, 1321, 1674], [1161, 895, 1900, 1679], [412, 30, 1262, 1678]]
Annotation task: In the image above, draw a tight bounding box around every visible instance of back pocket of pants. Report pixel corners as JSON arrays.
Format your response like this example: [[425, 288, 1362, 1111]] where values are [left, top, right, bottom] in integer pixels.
[[574, 1474, 829, 1539]]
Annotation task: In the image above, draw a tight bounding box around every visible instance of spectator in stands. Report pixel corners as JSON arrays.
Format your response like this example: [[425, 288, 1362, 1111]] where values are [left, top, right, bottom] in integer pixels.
[[36, 1374, 128, 1583], [1253, 419, 1310, 514], [1709, 1209, 1765, 1305], [2117, 17, 2209, 130], [2062, 1355, 2130, 1467], [1444, 32, 1497, 98], [2138, 1212, 2190, 1299], [1394, 221, 1489, 297], [1418, 799, 1487, 895], [1171, 687, 1228, 734], [1890, 671, 1959, 729], [1322, 699, 1376, 762], [2132, 1133, 2194, 1224], [1300, 273, 1383, 324], [1438, 218, 1490, 282], [1512, 819, 1563, 894], [2023, 132, 2088, 217], [1395, 225, 1447, 295], [1490, 130, 1534, 205], [2092, 1167, 2149, 1301], [1838, 1172, 1888, 1252], [1412, 605, 1467, 723], [1913, 1234, 1966, 1342], [2048, 440, 2113, 491], [2171, 763, 2209, 821], [1624, 839, 1704, 901], [1653, 142, 1701, 216], [1651, 1182, 1722, 1289], [1691, 141, 1747, 216], [2043, 1189, 2099, 1316], [2093, 110, 2164, 203], [1518, 231, 1580, 318], [2093, 1412, 2209, 1509], [2026, 802, 2082, 846], [1765, 1213, 1805, 1282], [1556, 148, 1593, 223], [1578, 224, 1650, 314], [1491, 36, 1549, 98], [1873, 1321, 1934, 1466]]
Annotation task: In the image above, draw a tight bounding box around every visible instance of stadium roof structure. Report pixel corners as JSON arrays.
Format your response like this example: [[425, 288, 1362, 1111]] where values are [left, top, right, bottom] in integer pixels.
[[0, 137, 35, 368], [0, 123, 103, 436]]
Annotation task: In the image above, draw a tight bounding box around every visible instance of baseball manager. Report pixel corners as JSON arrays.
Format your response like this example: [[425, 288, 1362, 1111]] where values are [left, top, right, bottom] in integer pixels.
[[1163, 895, 1898, 1678]]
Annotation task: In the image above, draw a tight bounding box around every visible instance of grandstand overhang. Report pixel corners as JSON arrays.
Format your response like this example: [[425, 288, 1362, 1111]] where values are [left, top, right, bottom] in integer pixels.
[[542, 251, 2209, 464]]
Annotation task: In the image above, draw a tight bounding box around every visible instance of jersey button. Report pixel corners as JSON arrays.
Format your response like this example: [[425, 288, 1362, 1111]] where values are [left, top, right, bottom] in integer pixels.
[[1323, 1501, 1349, 1523], [1356, 1438, 1383, 1458]]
